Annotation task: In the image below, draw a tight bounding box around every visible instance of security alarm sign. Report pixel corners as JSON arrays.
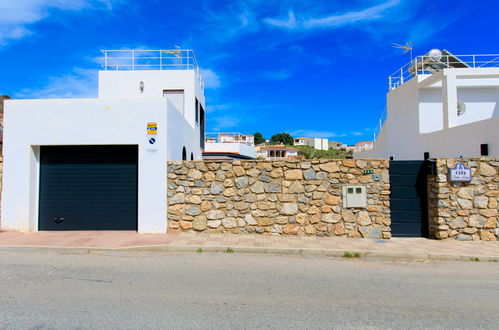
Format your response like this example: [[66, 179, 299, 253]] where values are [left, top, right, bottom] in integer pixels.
[[147, 122, 157, 135]]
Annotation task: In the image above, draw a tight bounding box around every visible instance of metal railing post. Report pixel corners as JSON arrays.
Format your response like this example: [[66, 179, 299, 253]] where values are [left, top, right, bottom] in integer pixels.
[[400, 68, 404, 84], [473, 55, 476, 68], [388, 77, 392, 90], [104, 51, 108, 71], [132, 50, 135, 70], [160, 50, 162, 71]]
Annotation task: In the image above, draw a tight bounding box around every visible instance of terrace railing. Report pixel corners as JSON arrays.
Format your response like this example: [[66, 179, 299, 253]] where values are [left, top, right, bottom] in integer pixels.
[[388, 54, 499, 90], [101, 49, 204, 89]]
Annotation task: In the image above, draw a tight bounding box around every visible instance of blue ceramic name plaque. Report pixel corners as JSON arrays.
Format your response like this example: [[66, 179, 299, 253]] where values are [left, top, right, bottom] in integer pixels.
[[449, 162, 472, 182]]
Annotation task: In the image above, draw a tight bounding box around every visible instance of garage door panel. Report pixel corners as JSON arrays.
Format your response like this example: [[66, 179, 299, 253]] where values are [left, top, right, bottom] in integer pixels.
[[39, 145, 138, 231]]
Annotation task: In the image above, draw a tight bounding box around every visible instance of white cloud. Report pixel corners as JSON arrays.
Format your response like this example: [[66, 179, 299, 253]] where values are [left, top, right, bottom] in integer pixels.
[[264, 10, 297, 29], [0, 0, 121, 46], [201, 68, 221, 89], [15, 67, 97, 99], [290, 129, 373, 139], [290, 130, 346, 139], [264, 0, 401, 31], [211, 116, 240, 130]]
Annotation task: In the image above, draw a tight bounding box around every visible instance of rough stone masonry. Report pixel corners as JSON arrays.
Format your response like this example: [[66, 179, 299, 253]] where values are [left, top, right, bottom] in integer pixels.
[[428, 158, 498, 241], [167, 160, 391, 238]]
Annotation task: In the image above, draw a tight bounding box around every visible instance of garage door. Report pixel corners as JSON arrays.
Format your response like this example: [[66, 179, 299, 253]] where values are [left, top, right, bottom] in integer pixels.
[[39, 145, 138, 230]]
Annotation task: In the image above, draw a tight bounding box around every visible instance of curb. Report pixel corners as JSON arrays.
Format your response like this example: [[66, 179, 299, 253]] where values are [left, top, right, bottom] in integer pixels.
[[0, 245, 497, 262]]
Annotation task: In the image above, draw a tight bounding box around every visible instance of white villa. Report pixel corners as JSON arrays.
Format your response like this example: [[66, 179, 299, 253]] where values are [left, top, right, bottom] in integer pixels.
[[2, 49, 206, 233], [203, 132, 256, 160], [294, 137, 329, 150], [256, 145, 298, 160], [357, 49, 499, 160]]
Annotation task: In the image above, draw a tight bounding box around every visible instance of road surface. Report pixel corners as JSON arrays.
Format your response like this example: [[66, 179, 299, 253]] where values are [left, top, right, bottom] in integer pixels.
[[0, 249, 498, 329]]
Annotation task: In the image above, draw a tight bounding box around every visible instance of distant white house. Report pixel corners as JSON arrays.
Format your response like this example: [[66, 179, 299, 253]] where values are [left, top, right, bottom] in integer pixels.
[[357, 49, 499, 160], [203, 132, 256, 160], [256, 145, 298, 160], [346, 141, 373, 153], [328, 141, 346, 150], [293, 137, 329, 150]]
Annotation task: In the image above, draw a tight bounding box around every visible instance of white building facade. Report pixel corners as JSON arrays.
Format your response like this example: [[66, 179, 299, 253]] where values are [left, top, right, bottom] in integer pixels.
[[293, 137, 329, 150], [203, 132, 256, 160], [357, 51, 499, 160], [1, 49, 206, 233]]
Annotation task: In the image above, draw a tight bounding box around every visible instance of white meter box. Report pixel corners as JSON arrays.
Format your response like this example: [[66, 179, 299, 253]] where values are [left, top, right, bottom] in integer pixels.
[[342, 185, 367, 208]]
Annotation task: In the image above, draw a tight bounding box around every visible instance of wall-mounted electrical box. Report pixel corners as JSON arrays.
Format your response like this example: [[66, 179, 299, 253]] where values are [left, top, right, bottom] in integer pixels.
[[342, 185, 367, 208]]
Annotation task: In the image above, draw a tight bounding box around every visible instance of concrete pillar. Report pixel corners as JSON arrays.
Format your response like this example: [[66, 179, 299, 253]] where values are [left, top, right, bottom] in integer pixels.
[[442, 72, 458, 129]]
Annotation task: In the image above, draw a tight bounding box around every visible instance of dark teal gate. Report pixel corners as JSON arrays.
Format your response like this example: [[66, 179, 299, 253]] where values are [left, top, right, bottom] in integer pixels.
[[389, 161, 429, 237]]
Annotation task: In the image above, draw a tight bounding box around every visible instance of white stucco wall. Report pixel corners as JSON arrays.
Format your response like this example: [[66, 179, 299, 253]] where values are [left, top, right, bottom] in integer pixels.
[[419, 89, 443, 133], [203, 143, 256, 158], [358, 67, 499, 160], [1, 98, 171, 233], [98, 70, 206, 131]]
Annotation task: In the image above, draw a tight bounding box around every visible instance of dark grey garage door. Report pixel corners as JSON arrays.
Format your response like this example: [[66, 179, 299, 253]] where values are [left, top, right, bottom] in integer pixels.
[[39, 145, 138, 230], [389, 161, 429, 237]]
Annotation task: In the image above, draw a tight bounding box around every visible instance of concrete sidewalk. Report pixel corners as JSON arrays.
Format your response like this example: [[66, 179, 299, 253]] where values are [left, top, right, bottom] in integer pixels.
[[0, 230, 498, 261]]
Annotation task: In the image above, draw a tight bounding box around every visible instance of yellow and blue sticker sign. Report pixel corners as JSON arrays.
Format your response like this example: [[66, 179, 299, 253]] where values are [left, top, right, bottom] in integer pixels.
[[147, 122, 157, 135]]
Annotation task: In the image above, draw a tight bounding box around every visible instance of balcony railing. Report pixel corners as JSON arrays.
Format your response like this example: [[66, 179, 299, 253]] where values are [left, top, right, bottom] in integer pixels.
[[388, 53, 499, 90], [205, 132, 254, 146]]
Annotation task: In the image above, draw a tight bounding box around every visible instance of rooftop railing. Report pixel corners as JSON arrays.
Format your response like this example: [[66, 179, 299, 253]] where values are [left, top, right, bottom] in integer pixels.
[[373, 106, 387, 142], [388, 54, 499, 90], [101, 49, 204, 88]]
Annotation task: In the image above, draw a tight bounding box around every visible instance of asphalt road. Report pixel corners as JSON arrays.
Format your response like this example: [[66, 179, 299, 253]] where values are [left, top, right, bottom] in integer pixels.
[[0, 249, 498, 329]]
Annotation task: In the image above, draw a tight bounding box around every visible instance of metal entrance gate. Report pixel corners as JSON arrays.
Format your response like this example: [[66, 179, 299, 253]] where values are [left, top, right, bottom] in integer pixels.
[[389, 161, 429, 237]]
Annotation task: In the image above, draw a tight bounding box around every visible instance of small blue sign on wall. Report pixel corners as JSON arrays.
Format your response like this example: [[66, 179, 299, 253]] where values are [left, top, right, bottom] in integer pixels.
[[149, 138, 156, 145], [449, 162, 472, 182]]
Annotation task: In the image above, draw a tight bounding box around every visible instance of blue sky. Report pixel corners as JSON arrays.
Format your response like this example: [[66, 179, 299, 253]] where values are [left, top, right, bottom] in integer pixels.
[[1, 0, 498, 144]]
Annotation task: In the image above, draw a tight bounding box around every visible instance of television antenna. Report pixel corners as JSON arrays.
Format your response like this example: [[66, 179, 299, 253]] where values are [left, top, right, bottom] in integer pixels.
[[393, 41, 413, 61]]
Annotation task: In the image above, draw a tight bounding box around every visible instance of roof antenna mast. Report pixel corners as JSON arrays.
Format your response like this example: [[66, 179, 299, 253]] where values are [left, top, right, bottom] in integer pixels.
[[393, 41, 413, 62]]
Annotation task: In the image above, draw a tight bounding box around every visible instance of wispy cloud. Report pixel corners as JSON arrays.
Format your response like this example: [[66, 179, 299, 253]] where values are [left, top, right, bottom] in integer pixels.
[[15, 67, 97, 99], [0, 0, 122, 47], [290, 130, 345, 139], [264, 0, 401, 31], [201, 68, 222, 89], [290, 129, 373, 140]]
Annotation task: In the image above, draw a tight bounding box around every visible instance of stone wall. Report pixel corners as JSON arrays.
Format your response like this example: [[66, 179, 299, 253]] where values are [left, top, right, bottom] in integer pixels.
[[428, 158, 498, 241], [167, 160, 391, 238]]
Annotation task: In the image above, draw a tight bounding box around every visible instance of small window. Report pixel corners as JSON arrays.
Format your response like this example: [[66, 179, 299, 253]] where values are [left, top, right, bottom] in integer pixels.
[[190, 152, 194, 160], [348, 188, 354, 194], [356, 188, 362, 194], [195, 98, 199, 124], [182, 147, 187, 161]]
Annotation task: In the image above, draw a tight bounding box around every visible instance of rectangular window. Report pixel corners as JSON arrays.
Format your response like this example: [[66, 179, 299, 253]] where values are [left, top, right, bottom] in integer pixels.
[[195, 98, 199, 124], [199, 105, 205, 149]]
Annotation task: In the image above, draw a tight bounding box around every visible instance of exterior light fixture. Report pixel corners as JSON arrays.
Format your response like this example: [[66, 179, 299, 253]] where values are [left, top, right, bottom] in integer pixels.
[[139, 81, 145, 93]]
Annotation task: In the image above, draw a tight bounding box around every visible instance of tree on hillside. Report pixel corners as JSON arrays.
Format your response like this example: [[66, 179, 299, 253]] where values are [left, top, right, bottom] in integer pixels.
[[253, 132, 266, 145], [269, 132, 294, 145]]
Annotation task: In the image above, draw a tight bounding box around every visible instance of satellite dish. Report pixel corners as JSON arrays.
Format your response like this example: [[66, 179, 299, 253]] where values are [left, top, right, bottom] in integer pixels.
[[428, 49, 442, 62]]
